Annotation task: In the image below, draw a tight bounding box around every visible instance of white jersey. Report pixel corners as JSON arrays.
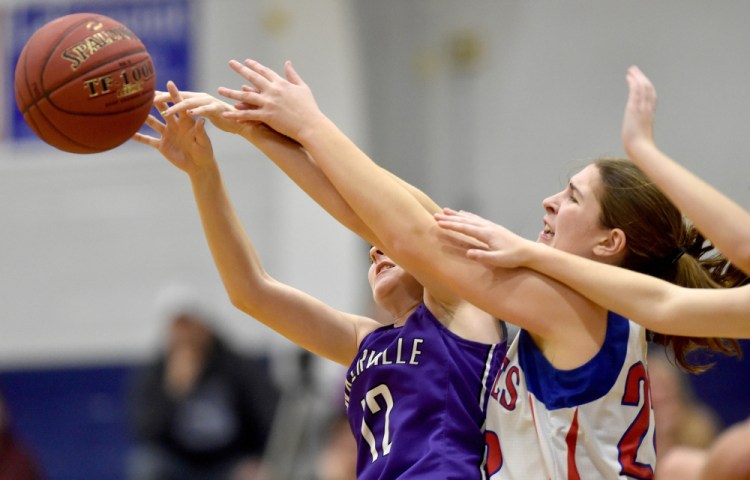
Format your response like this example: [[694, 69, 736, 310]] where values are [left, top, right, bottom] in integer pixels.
[[484, 312, 655, 480]]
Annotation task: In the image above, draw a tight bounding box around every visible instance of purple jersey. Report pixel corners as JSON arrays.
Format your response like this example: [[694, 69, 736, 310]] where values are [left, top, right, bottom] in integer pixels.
[[345, 303, 506, 479]]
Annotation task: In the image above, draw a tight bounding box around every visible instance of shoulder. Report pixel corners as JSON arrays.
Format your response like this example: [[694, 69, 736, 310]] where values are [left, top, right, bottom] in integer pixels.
[[424, 294, 504, 344]]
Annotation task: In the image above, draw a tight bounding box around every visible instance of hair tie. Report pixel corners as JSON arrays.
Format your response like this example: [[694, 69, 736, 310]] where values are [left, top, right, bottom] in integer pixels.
[[671, 247, 686, 265]]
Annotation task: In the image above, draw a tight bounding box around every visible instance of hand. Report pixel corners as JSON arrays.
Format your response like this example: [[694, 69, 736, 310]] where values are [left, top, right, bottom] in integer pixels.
[[434, 208, 536, 268], [132, 81, 215, 176], [157, 88, 303, 153], [217, 59, 327, 141], [622, 66, 657, 154], [157, 89, 249, 135]]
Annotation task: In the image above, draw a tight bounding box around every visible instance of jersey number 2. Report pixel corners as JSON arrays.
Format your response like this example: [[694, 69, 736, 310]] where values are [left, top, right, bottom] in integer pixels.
[[618, 361, 654, 480]]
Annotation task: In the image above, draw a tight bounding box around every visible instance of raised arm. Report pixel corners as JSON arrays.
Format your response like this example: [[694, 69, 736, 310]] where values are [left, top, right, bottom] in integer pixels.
[[134, 82, 379, 365], [216, 59, 604, 344], [435, 208, 750, 339], [161, 91, 441, 248], [624, 66, 750, 274], [158, 91, 382, 246]]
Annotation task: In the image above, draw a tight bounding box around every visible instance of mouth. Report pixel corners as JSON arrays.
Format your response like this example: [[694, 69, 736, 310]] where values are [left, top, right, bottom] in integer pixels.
[[376, 263, 395, 277], [539, 222, 554, 242]]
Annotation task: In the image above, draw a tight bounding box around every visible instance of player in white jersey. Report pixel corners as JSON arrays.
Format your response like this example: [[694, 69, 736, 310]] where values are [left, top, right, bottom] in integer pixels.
[[485, 314, 654, 479], [436, 67, 750, 480], [205, 58, 739, 479]]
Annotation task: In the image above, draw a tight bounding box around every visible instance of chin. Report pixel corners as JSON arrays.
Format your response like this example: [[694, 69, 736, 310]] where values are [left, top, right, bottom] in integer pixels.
[[536, 235, 553, 247]]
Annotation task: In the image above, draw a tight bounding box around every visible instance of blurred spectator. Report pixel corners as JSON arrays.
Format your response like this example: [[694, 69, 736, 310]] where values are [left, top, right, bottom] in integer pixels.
[[127, 285, 279, 480], [315, 411, 356, 480], [650, 348, 721, 458], [0, 389, 44, 480], [650, 346, 724, 480]]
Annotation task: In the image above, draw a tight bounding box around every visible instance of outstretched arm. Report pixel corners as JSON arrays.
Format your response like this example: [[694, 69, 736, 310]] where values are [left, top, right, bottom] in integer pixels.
[[624, 66, 750, 274], [133, 82, 379, 365], [435, 208, 750, 338], [158, 90, 381, 246], [215, 59, 604, 344], [161, 91, 440, 248]]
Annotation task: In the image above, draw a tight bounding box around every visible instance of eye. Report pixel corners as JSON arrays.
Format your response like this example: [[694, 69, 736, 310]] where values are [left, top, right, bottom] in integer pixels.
[[567, 193, 578, 204]]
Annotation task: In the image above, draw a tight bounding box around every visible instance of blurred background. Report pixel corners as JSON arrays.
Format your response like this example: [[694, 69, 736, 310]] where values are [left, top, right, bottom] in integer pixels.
[[1, 0, 749, 479]]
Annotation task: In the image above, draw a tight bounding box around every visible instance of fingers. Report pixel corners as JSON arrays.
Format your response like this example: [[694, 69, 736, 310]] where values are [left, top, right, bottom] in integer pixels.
[[435, 218, 487, 242], [222, 108, 262, 123], [193, 118, 211, 148], [218, 86, 261, 106], [144, 114, 166, 133], [283, 60, 305, 86], [435, 209, 485, 227], [243, 58, 282, 83], [228, 59, 270, 90], [166, 80, 183, 104], [626, 66, 656, 114], [131, 131, 159, 148]]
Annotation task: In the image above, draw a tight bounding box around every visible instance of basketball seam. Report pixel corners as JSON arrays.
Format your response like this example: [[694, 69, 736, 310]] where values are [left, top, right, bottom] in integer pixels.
[[19, 17, 94, 115], [23, 106, 101, 153]]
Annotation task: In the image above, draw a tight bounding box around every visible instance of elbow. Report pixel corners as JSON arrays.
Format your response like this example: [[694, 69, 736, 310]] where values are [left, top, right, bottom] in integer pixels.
[[224, 274, 271, 318], [379, 217, 436, 260], [386, 230, 429, 264]]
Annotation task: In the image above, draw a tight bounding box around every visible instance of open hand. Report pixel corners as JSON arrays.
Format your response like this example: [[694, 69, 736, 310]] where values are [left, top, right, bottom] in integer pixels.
[[132, 81, 215, 176], [434, 208, 535, 268]]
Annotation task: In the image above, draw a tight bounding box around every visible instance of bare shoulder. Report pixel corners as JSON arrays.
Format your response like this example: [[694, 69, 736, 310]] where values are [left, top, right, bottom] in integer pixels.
[[425, 294, 504, 344]]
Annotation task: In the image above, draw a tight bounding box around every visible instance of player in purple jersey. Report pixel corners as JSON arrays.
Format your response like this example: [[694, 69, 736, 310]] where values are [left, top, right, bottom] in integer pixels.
[[135, 83, 506, 479], [211, 58, 741, 478]]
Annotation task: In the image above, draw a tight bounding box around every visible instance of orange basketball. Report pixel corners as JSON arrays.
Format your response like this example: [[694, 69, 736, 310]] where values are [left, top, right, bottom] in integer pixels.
[[14, 13, 156, 154]]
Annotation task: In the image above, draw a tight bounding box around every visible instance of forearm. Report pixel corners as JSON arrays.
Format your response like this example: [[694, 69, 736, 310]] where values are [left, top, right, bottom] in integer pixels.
[[385, 169, 441, 214], [242, 129, 382, 246], [519, 243, 748, 336], [189, 166, 269, 309], [188, 166, 362, 364], [627, 140, 750, 272], [298, 118, 431, 248]]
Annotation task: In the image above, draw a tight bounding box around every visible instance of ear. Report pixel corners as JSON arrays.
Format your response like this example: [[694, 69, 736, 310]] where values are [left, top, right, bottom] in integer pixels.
[[593, 228, 627, 260]]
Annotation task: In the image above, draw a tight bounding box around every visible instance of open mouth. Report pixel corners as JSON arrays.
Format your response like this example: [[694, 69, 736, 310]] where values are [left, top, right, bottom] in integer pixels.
[[539, 223, 554, 241], [376, 263, 394, 276]]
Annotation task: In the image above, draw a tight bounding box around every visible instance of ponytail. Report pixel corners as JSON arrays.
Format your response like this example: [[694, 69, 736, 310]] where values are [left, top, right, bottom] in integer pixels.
[[595, 158, 744, 373]]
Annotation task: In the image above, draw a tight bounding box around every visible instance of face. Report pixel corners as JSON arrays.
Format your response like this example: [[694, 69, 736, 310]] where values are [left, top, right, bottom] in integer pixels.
[[168, 314, 214, 351], [367, 246, 422, 309], [538, 164, 613, 259]]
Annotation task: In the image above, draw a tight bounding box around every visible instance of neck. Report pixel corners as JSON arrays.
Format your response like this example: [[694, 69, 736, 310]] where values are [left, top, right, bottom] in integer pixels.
[[388, 299, 421, 327]]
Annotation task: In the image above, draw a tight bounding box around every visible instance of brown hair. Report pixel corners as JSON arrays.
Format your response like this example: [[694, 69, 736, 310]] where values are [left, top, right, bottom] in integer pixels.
[[594, 158, 744, 373]]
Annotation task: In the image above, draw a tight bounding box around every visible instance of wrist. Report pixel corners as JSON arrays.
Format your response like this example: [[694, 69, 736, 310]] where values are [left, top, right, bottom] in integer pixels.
[[624, 136, 657, 159], [522, 241, 553, 269], [296, 113, 337, 149], [188, 162, 222, 189]]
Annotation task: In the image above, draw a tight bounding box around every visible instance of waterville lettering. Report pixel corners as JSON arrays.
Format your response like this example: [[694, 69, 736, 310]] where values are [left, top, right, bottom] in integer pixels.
[[344, 338, 424, 406], [62, 24, 139, 70]]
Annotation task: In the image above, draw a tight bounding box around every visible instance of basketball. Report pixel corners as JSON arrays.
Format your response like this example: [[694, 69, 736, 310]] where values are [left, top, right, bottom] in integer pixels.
[[14, 13, 156, 154]]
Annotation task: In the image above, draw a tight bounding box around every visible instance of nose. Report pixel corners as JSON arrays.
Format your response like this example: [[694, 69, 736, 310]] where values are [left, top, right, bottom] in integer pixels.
[[369, 246, 385, 263], [542, 191, 560, 214]]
